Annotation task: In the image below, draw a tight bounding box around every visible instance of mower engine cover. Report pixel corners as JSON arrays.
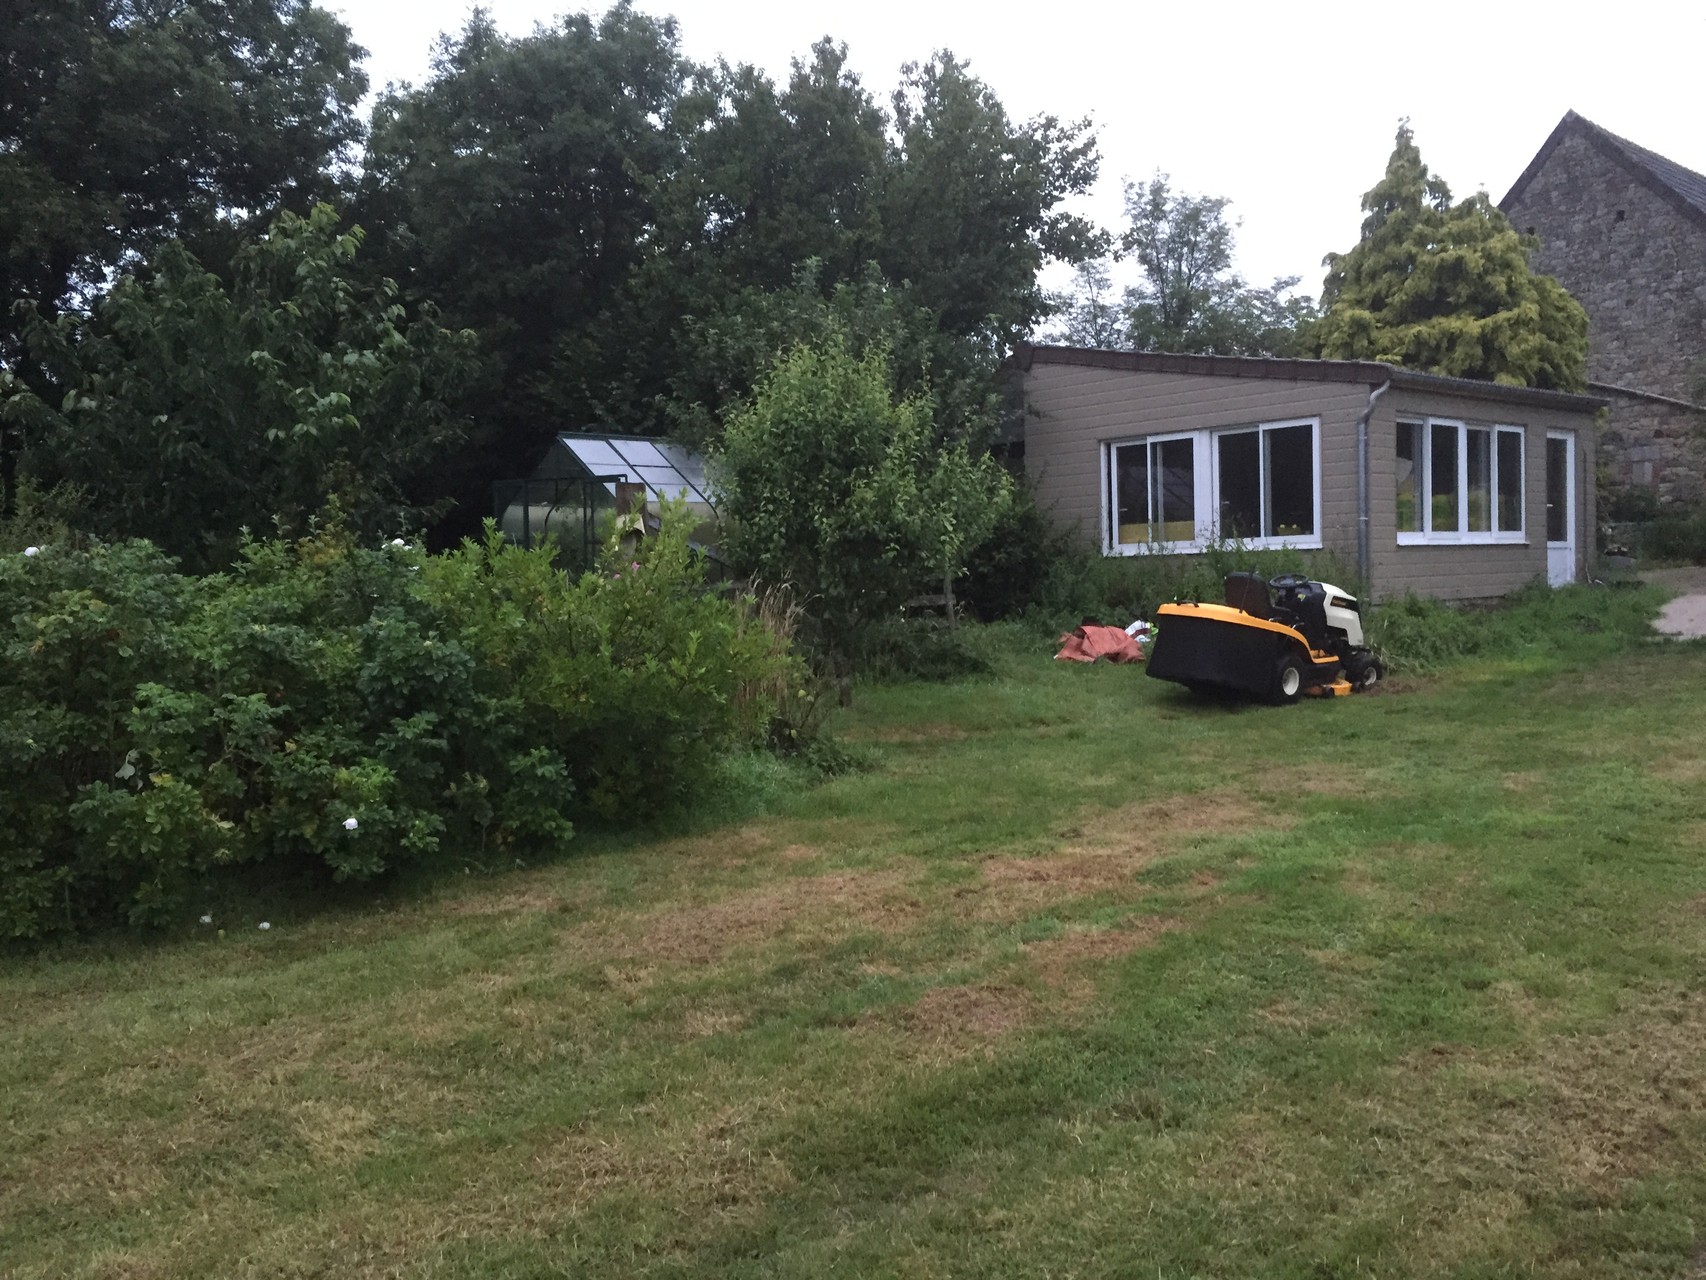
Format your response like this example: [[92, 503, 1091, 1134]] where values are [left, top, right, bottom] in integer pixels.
[[1312, 582, 1365, 648]]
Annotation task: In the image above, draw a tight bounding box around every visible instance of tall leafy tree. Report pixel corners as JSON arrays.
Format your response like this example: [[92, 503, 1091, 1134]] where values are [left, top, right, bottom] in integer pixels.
[[1119, 175, 1315, 356], [0, 0, 366, 347], [1050, 260, 1127, 349], [637, 39, 892, 443], [880, 53, 1103, 344], [2, 206, 477, 571], [359, 18, 1105, 534], [1311, 123, 1588, 390], [663, 260, 1001, 452], [358, 2, 689, 527], [653, 40, 888, 302], [652, 42, 1109, 450], [1048, 175, 1314, 356]]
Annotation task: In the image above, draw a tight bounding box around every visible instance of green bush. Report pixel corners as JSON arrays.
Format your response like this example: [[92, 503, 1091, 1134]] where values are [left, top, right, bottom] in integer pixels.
[[421, 512, 792, 818], [1362, 593, 1490, 674], [0, 510, 794, 938], [1367, 580, 1665, 675], [1642, 512, 1706, 565], [1026, 538, 1358, 631], [954, 482, 1074, 623], [710, 333, 1011, 666], [848, 615, 996, 683], [0, 540, 205, 933], [1600, 483, 1663, 524]]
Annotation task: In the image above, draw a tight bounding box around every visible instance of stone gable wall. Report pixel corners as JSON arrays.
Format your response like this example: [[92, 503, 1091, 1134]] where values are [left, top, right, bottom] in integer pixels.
[[1506, 129, 1706, 400], [1598, 391, 1703, 506], [1504, 129, 1706, 501]]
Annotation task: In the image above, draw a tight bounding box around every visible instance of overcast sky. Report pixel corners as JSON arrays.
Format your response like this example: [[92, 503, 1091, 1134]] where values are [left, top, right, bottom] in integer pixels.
[[329, 0, 1706, 304]]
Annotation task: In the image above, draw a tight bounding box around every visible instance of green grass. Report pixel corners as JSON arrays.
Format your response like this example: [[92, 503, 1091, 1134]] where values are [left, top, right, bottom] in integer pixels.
[[8, 585, 1706, 1278]]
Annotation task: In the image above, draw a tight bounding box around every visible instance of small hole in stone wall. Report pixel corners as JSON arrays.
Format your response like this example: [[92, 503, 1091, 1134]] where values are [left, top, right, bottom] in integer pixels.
[[1615, 209, 1626, 223]]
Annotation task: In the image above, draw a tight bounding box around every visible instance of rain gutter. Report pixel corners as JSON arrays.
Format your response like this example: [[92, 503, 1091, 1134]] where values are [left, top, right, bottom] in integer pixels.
[[1356, 379, 1392, 598]]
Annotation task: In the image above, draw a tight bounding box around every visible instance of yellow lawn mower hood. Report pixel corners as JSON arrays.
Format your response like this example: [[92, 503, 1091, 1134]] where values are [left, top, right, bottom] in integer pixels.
[[1146, 573, 1383, 704]]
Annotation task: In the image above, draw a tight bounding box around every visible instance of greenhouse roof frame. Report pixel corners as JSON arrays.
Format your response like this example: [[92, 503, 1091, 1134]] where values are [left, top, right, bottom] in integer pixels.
[[555, 434, 714, 507]]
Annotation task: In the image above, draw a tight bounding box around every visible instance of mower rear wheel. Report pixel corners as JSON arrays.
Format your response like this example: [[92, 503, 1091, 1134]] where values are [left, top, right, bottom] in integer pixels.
[[1346, 651, 1385, 692], [1272, 652, 1306, 705]]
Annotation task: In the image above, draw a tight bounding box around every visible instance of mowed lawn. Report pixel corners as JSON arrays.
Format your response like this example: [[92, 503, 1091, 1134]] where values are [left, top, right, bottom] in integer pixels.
[[8, 604, 1706, 1278]]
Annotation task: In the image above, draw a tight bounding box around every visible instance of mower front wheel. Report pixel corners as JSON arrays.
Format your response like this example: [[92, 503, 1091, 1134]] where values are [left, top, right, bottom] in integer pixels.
[[1272, 652, 1306, 705], [1346, 651, 1385, 692]]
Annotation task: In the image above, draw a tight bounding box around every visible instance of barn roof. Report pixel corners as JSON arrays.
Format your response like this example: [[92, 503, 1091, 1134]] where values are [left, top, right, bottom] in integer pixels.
[[1500, 110, 1706, 228]]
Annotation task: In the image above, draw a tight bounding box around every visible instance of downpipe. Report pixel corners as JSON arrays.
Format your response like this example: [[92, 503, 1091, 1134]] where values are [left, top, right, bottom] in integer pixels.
[[1356, 379, 1392, 599]]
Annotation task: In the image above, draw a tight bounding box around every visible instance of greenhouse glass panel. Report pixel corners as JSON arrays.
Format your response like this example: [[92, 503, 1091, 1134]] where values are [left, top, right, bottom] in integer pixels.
[[637, 466, 693, 497], [612, 440, 668, 467], [563, 439, 628, 472], [663, 455, 710, 495]]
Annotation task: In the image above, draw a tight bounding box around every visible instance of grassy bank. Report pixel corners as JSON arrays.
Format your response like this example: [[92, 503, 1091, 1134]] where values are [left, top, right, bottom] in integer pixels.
[[6, 585, 1706, 1278]]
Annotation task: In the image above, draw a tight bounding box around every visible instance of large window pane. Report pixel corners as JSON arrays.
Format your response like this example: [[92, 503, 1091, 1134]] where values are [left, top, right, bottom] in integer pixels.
[[1154, 437, 1196, 541], [1430, 423, 1459, 532], [1114, 442, 1150, 544], [1265, 424, 1314, 537], [1396, 422, 1421, 533], [1497, 430, 1523, 533], [1217, 431, 1261, 539], [1465, 427, 1492, 532]]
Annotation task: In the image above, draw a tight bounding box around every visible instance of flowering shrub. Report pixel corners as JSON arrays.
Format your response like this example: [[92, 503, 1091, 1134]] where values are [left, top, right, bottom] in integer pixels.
[[0, 540, 205, 934], [0, 510, 793, 938], [421, 505, 793, 817]]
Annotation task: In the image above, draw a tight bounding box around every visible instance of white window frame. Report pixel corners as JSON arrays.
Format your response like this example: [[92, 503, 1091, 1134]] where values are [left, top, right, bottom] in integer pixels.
[[1395, 417, 1526, 546], [1104, 430, 1211, 554], [1102, 416, 1322, 555], [1209, 417, 1323, 551]]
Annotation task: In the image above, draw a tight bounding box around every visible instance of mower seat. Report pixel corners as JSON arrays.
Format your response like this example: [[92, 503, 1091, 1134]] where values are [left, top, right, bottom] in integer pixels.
[[1272, 579, 1329, 649], [1222, 572, 1271, 619]]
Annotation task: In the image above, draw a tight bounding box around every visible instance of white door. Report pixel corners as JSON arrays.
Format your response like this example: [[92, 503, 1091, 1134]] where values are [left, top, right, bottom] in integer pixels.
[[1546, 431, 1576, 586]]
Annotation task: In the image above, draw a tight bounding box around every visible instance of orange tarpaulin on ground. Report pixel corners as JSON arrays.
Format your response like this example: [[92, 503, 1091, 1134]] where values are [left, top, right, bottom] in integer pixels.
[[1054, 624, 1144, 664]]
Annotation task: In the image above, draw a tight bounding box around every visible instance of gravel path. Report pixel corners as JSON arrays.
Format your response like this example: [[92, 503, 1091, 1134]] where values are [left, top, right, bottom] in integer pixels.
[[1644, 568, 1706, 639]]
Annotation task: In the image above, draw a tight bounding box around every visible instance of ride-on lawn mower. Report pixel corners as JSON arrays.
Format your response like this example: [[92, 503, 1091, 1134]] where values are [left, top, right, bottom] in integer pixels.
[[1146, 573, 1384, 705]]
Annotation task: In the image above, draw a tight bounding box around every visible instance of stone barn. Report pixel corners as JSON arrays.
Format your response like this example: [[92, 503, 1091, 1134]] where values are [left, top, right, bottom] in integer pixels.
[[1501, 111, 1706, 507]]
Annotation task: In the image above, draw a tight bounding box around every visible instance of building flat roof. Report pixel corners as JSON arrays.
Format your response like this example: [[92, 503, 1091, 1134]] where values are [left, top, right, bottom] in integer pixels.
[[1014, 344, 1607, 414]]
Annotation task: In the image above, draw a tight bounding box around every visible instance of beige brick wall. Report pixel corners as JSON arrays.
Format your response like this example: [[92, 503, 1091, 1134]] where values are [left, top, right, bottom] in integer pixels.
[[1023, 363, 1369, 562], [1369, 387, 1597, 599], [1022, 362, 1599, 602]]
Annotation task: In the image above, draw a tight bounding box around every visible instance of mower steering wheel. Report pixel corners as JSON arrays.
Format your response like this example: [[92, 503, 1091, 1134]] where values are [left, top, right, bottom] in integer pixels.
[[1268, 573, 1309, 591]]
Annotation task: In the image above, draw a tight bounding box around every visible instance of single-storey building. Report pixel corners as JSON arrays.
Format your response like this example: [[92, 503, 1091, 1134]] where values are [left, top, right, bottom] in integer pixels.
[[1015, 345, 1604, 602]]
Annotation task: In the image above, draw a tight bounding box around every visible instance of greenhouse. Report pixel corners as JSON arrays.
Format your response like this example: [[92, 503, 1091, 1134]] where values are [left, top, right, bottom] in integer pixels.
[[493, 435, 717, 566]]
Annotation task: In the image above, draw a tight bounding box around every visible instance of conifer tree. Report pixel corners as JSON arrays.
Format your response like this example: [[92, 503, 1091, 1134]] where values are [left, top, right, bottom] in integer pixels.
[[1312, 123, 1588, 391]]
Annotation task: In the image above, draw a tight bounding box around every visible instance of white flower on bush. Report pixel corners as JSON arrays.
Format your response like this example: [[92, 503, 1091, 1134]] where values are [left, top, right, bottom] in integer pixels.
[[389, 538, 406, 548], [258, 921, 271, 931], [343, 817, 359, 831], [200, 914, 213, 926], [23, 546, 40, 557]]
